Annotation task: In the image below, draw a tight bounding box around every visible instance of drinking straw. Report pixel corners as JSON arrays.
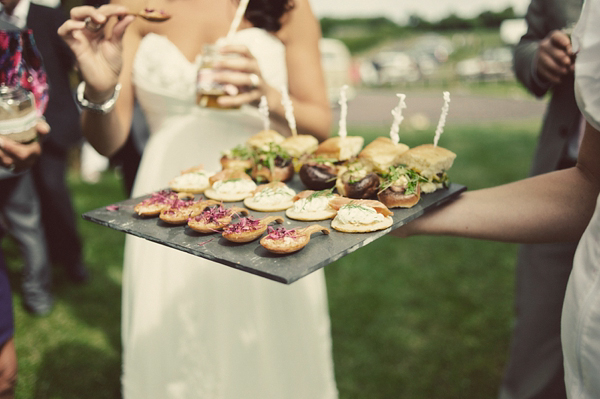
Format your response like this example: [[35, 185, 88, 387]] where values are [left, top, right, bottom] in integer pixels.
[[226, 0, 250, 39]]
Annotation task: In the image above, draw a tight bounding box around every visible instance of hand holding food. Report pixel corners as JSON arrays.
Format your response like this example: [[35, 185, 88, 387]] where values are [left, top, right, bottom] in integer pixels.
[[260, 225, 330, 254], [57, 5, 136, 97]]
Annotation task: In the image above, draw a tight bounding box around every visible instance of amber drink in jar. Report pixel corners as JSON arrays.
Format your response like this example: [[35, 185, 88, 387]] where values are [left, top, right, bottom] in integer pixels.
[[0, 85, 37, 143], [196, 44, 239, 109]]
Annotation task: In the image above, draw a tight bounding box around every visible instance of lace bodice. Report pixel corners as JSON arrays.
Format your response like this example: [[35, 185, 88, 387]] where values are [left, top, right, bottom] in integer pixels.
[[132, 29, 287, 134]]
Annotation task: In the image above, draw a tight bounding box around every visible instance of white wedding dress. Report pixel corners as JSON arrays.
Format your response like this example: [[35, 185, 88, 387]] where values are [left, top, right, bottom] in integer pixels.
[[122, 29, 338, 399]]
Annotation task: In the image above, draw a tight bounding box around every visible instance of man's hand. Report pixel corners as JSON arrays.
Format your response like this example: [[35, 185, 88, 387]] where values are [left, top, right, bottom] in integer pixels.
[[0, 119, 50, 173], [536, 29, 575, 85]]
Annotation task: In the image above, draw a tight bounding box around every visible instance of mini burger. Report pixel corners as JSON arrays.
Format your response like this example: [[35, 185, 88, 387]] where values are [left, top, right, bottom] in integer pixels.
[[246, 129, 286, 151], [396, 144, 456, 193], [220, 144, 254, 172], [299, 136, 364, 190], [358, 137, 409, 173], [251, 142, 294, 183], [280, 134, 319, 159], [335, 137, 409, 199], [377, 165, 426, 208], [335, 159, 380, 199]]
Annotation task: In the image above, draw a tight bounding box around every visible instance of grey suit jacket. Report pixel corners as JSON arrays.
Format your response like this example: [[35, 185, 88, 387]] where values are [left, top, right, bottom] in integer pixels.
[[513, 0, 584, 176]]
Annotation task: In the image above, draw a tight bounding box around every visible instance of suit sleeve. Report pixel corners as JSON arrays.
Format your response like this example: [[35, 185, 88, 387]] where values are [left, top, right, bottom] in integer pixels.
[[513, 0, 551, 98]]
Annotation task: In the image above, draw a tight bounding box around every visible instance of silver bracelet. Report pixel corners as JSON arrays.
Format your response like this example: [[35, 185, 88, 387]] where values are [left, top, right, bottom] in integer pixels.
[[76, 81, 121, 114]]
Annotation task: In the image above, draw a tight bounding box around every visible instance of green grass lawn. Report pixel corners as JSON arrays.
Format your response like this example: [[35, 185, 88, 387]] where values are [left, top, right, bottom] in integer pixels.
[[3, 118, 541, 398]]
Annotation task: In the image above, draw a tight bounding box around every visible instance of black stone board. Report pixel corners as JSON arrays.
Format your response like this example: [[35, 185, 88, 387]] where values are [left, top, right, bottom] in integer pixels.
[[82, 179, 466, 285]]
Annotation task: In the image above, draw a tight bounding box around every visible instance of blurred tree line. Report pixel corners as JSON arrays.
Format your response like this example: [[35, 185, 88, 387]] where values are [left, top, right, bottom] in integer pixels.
[[321, 7, 518, 54]]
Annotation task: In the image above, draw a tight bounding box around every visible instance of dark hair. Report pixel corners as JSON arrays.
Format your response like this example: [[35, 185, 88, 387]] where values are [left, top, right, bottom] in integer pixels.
[[244, 0, 295, 32]]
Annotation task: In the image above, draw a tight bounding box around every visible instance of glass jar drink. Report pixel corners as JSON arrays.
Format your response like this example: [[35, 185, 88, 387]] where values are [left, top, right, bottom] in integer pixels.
[[196, 43, 239, 109], [0, 85, 37, 143]]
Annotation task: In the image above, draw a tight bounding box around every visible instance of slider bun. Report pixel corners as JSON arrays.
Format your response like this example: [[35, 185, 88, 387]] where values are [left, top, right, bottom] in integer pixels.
[[246, 130, 285, 150], [396, 144, 456, 179], [280, 135, 319, 158], [358, 137, 409, 173], [314, 136, 364, 161]]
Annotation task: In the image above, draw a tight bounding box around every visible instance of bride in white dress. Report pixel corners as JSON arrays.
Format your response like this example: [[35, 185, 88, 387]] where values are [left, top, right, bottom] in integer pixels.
[[59, 1, 337, 398]]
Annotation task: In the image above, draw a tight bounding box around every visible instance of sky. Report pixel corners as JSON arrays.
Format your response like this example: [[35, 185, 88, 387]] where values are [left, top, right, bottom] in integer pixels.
[[309, 0, 531, 24]]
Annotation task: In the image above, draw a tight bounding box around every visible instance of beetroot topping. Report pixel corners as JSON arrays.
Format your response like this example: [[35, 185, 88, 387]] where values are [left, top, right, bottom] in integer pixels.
[[223, 217, 262, 234], [190, 204, 231, 223], [264, 226, 298, 241], [140, 190, 179, 206]]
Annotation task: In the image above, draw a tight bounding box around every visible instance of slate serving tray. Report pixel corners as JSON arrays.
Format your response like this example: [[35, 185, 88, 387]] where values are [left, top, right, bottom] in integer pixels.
[[82, 179, 466, 284]]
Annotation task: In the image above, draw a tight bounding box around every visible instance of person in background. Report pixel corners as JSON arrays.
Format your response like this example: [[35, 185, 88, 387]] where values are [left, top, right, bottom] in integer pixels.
[[0, 17, 51, 390], [0, 246, 17, 399], [0, 14, 53, 316], [393, 0, 600, 395], [1, 0, 89, 283], [501, 0, 583, 398]]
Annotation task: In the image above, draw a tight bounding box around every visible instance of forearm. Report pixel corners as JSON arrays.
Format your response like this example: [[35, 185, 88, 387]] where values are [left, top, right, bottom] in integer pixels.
[[264, 85, 331, 141], [80, 107, 129, 157], [396, 166, 599, 243]]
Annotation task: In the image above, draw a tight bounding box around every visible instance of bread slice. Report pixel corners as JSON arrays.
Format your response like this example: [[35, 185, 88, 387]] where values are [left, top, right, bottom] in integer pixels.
[[280, 134, 319, 158], [314, 136, 364, 161], [246, 129, 285, 150], [358, 137, 409, 173], [396, 144, 456, 179]]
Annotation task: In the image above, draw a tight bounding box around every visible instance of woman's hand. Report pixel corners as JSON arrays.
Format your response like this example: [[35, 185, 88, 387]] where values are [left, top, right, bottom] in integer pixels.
[[212, 44, 267, 108], [0, 119, 50, 173], [57, 5, 135, 102]]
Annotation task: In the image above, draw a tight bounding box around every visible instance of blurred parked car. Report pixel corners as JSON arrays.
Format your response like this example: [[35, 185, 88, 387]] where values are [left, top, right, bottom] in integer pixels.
[[455, 46, 514, 82], [372, 51, 420, 84]]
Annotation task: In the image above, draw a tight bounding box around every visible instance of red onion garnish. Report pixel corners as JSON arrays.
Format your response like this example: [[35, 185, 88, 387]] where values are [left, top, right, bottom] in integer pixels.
[[223, 217, 261, 233], [265, 226, 298, 240], [106, 204, 120, 211]]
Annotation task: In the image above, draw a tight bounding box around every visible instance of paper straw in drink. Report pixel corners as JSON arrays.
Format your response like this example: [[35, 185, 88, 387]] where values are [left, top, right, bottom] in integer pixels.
[[226, 0, 250, 39]]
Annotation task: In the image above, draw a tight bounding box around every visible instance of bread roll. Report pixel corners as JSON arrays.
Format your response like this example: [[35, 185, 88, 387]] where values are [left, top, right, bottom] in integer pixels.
[[358, 137, 409, 173], [314, 136, 364, 161]]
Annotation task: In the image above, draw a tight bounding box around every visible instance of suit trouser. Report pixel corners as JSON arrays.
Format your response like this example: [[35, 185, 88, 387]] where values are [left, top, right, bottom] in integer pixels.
[[499, 241, 577, 399], [0, 172, 52, 309], [32, 142, 83, 270]]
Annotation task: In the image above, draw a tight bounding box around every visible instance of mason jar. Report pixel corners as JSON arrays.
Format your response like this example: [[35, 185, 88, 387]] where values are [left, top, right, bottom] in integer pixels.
[[0, 85, 38, 143], [196, 43, 240, 109]]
